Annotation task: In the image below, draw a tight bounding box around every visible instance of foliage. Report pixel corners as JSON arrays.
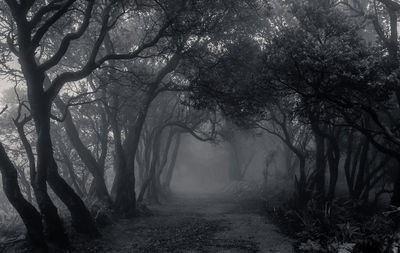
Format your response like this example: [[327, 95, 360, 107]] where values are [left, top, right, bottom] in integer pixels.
[[268, 198, 397, 252], [0, 0, 400, 251]]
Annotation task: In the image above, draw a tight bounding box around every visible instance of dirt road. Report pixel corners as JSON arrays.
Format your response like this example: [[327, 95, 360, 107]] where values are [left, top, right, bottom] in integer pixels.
[[71, 194, 294, 253]]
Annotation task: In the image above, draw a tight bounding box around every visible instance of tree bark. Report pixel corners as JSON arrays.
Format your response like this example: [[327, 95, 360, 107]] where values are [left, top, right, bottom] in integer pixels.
[[228, 143, 243, 181], [0, 143, 48, 251], [354, 137, 369, 198], [108, 52, 181, 216], [29, 87, 70, 247], [163, 133, 181, 192], [31, 91, 98, 237], [54, 97, 111, 205], [137, 124, 164, 203], [107, 90, 137, 216], [326, 129, 341, 200], [16, 166, 32, 203], [58, 144, 86, 198], [150, 129, 176, 202], [391, 160, 400, 206], [311, 122, 326, 202], [296, 156, 308, 203], [47, 156, 99, 235], [14, 111, 69, 246], [326, 143, 339, 200]]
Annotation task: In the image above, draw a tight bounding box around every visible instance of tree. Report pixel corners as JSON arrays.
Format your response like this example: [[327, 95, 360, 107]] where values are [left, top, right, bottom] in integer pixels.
[[0, 106, 47, 251], [218, 119, 257, 182], [0, 0, 282, 248], [337, 0, 400, 206], [186, 0, 393, 204], [54, 85, 111, 205], [0, 142, 48, 252], [136, 93, 216, 203]]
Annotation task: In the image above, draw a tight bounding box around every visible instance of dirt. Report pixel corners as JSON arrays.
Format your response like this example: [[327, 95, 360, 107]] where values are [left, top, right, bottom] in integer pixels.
[[69, 193, 294, 253]]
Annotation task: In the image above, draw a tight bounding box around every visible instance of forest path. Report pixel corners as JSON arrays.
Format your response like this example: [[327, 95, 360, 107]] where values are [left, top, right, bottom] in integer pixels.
[[73, 193, 294, 253]]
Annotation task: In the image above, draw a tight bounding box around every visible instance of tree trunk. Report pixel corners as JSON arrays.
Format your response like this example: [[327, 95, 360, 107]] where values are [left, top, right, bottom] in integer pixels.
[[30, 95, 69, 247], [138, 126, 163, 203], [16, 166, 32, 203], [354, 137, 369, 199], [295, 156, 309, 204], [283, 145, 295, 180], [59, 146, 85, 198], [14, 99, 68, 246], [54, 97, 111, 205], [112, 83, 158, 215], [32, 96, 98, 237], [391, 160, 400, 206], [312, 122, 326, 202], [228, 141, 243, 181], [47, 156, 99, 236], [14, 10, 97, 244], [153, 128, 176, 201], [0, 143, 48, 252], [326, 132, 340, 200], [14, 122, 36, 201], [344, 131, 355, 196], [163, 133, 181, 192], [136, 142, 146, 186], [108, 92, 137, 217], [109, 52, 181, 216]]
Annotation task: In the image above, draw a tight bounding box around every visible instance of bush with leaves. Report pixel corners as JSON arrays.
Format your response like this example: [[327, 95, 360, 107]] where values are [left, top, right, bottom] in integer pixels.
[[267, 197, 399, 252]]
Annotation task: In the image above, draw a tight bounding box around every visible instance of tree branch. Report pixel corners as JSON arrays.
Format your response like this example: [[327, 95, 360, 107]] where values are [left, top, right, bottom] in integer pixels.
[[39, 0, 95, 71], [46, 0, 117, 101], [31, 0, 76, 49], [0, 105, 8, 116], [29, 0, 67, 27]]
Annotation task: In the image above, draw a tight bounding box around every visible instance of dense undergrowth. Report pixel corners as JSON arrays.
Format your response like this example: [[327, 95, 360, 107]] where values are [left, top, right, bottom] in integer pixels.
[[267, 195, 400, 253]]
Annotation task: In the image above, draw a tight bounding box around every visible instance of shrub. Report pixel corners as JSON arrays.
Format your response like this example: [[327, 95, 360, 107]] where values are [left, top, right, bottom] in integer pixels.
[[267, 198, 397, 253]]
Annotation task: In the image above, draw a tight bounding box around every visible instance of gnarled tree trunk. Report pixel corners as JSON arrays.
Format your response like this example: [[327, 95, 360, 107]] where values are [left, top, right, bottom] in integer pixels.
[[0, 143, 48, 252], [54, 97, 111, 205]]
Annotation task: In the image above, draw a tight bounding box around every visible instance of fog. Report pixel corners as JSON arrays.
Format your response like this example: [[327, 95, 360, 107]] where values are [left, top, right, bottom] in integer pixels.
[[171, 135, 228, 194], [0, 0, 399, 252], [169, 130, 284, 197]]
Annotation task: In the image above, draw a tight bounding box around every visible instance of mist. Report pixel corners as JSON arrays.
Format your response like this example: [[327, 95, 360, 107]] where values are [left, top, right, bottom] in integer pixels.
[[0, 0, 399, 252]]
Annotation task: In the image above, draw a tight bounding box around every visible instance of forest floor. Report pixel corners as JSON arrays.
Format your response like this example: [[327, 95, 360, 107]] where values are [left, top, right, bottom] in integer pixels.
[[1, 192, 294, 253], [69, 193, 294, 253]]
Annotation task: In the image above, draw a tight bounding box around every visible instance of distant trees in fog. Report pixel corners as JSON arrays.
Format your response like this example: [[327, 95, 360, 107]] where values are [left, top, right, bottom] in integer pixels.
[[1, 0, 400, 251]]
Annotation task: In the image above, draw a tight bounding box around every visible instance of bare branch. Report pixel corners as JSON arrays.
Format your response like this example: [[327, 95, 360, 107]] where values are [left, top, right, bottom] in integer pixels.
[[98, 18, 173, 64], [39, 0, 95, 71], [29, 0, 67, 27], [167, 121, 215, 142], [31, 0, 76, 49], [46, 0, 117, 101], [0, 105, 8, 116]]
